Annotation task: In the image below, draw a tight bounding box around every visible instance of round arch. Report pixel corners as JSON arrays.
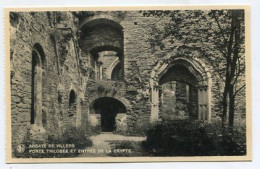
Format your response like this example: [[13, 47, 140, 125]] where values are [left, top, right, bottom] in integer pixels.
[[32, 43, 46, 69], [80, 16, 123, 30], [80, 17, 124, 52], [87, 96, 129, 132], [150, 57, 212, 123]]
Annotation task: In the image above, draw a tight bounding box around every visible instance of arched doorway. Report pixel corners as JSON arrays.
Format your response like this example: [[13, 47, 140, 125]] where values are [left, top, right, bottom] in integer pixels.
[[150, 57, 212, 123], [89, 97, 127, 132]]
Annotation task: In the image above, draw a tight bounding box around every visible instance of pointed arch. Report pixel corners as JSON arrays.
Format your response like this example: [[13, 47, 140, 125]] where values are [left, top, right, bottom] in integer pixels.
[[106, 58, 123, 80], [150, 57, 212, 123]]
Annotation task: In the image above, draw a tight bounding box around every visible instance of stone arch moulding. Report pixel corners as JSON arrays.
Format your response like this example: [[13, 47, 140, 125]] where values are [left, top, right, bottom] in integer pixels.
[[106, 57, 120, 80], [85, 92, 131, 117], [31, 36, 49, 65], [89, 44, 122, 55], [149, 57, 213, 123], [79, 16, 123, 30]]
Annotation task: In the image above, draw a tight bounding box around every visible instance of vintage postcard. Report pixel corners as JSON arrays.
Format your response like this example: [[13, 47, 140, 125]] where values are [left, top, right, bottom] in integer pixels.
[[5, 6, 251, 163]]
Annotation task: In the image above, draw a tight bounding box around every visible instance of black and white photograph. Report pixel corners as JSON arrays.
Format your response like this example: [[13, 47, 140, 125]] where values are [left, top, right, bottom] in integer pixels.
[[5, 6, 251, 162]]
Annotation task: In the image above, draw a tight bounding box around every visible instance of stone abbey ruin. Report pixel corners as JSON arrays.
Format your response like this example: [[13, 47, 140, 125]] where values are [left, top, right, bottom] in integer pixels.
[[10, 10, 246, 150]]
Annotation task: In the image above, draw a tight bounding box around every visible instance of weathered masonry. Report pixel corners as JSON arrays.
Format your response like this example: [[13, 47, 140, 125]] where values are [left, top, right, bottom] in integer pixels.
[[10, 11, 227, 145], [150, 57, 213, 122]]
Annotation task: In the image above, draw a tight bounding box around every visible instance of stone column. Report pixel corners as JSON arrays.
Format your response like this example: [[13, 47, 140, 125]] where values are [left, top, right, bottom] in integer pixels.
[[203, 86, 208, 120], [76, 99, 83, 128], [207, 84, 212, 122], [198, 87, 203, 121], [94, 61, 98, 80], [160, 91, 164, 104], [100, 66, 103, 80], [198, 85, 209, 121], [150, 85, 159, 123]]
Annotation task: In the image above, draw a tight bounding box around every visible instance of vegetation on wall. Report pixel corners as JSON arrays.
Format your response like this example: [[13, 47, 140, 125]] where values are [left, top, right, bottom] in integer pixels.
[[142, 10, 246, 128]]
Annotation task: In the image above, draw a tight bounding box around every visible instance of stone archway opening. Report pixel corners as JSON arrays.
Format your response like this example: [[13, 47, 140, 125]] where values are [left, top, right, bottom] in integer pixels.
[[90, 97, 126, 132], [150, 58, 212, 123], [80, 18, 124, 81]]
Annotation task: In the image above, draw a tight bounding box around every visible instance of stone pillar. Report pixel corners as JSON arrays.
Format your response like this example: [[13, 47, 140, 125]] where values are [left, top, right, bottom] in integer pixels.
[[150, 85, 159, 123], [100, 66, 103, 80], [198, 87, 202, 121], [94, 61, 98, 80], [203, 87, 208, 120], [95, 61, 103, 80], [76, 99, 83, 128], [160, 91, 164, 104], [198, 85, 209, 121], [207, 84, 212, 122]]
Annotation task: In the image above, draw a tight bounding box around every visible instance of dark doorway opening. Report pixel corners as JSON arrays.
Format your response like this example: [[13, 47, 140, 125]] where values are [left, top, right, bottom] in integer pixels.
[[92, 97, 126, 132]]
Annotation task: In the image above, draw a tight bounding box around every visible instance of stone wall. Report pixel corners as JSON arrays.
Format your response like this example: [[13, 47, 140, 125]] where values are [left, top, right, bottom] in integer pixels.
[[10, 10, 245, 146], [10, 11, 85, 146]]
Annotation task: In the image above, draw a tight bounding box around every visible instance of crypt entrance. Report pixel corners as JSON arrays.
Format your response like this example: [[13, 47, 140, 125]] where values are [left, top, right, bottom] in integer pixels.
[[150, 57, 212, 123], [89, 97, 127, 132]]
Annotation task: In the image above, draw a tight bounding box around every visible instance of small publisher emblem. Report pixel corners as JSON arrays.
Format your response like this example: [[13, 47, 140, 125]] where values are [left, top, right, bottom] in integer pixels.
[[16, 144, 25, 153]]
